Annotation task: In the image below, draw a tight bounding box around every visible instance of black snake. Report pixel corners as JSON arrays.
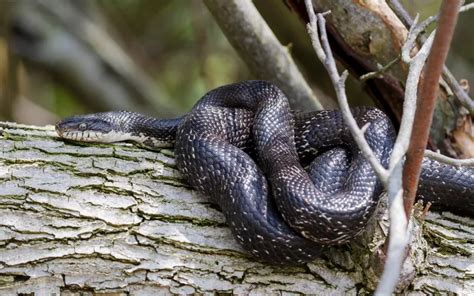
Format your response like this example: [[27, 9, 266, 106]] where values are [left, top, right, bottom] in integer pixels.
[[56, 81, 474, 264]]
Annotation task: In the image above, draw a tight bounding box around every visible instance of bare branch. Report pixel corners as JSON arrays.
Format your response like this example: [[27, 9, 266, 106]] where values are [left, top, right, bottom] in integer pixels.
[[389, 31, 435, 172], [359, 56, 401, 82], [403, 0, 462, 218], [303, 0, 460, 294], [381, 1, 461, 293], [389, 0, 474, 114], [303, 3, 413, 291], [304, 0, 389, 182], [375, 188, 409, 296], [424, 150, 474, 167], [204, 0, 331, 110], [442, 66, 474, 115], [401, 14, 421, 63]]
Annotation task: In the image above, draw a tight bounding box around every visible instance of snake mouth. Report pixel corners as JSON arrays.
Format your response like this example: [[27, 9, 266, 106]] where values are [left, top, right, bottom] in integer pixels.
[[55, 114, 117, 143], [55, 122, 135, 143], [55, 129, 106, 142]]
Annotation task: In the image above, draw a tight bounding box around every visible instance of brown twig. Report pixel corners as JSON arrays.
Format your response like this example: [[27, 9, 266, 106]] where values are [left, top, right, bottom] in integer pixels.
[[402, 0, 461, 217], [302, 0, 471, 292], [303, 1, 432, 291]]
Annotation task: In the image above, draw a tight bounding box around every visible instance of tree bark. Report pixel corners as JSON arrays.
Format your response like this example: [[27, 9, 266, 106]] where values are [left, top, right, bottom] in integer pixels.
[[0, 122, 472, 295], [285, 0, 472, 158]]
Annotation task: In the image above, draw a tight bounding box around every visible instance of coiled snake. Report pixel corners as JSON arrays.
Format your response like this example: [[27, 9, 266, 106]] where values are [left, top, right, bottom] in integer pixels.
[[56, 81, 473, 264]]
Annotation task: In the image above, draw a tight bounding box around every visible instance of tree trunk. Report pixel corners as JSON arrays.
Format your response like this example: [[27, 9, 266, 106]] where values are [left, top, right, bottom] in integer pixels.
[[0, 122, 472, 295]]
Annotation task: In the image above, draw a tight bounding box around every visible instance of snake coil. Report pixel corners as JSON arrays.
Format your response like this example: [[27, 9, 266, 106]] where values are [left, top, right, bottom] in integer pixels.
[[56, 81, 474, 264]]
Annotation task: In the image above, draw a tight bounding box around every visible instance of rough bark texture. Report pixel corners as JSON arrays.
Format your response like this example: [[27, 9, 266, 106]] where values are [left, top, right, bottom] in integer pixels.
[[0, 122, 473, 295], [286, 0, 472, 158]]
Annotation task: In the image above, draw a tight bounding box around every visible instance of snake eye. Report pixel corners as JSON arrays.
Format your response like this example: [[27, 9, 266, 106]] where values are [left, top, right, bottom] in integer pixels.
[[78, 123, 87, 130]]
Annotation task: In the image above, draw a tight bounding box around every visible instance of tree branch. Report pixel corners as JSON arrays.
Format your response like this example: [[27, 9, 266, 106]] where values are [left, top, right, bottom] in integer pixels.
[[287, 0, 472, 157], [204, 0, 331, 110], [388, 0, 474, 115], [302, 0, 471, 293], [424, 150, 474, 166], [304, 4, 388, 182], [403, 0, 462, 219]]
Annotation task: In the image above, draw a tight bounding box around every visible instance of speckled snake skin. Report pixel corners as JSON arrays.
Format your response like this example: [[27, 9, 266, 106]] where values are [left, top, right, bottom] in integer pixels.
[[56, 81, 474, 264]]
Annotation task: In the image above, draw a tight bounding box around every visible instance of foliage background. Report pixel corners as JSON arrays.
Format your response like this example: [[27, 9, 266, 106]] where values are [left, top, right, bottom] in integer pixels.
[[0, 0, 472, 125]]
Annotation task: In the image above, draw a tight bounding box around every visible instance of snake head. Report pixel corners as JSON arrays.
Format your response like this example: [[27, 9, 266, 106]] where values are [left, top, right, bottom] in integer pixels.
[[55, 112, 128, 143]]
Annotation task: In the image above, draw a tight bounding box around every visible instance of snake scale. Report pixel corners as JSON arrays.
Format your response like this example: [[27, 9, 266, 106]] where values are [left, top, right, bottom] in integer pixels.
[[56, 81, 473, 264]]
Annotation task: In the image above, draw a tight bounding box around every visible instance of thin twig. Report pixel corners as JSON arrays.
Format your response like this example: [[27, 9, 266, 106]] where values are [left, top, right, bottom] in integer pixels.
[[401, 14, 421, 63], [389, 0, 474, 114], [303, 0, 443, 294], [377, 188, 410, 295], [388, 31, 435, 174], [442, 66, 474, 115], [359, 56, 401, 82], [424, 150, 474, 166], [421, 202, 432, 220], [387, 0, 414, 28], [378, 1, 462, 292], [403, 0, 462, 217], [374, 26, 436, 296], [304, 1, 389, 183], [304, 2, 405, 291]]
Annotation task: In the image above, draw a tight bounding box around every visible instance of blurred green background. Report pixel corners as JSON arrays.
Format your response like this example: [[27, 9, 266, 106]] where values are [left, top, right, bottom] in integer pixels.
[[0, 0, 472, 125]]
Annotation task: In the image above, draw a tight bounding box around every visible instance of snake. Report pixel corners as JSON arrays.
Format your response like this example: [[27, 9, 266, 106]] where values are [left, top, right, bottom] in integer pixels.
[[56, 80, 473, 264]]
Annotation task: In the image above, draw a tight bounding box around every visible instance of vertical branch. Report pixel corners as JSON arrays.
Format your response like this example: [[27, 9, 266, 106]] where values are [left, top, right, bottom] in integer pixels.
[[374, 29, 435, 296], [402, 0, 461, 216], [304, 1, 389, 181], [303, 0, 469, 294]]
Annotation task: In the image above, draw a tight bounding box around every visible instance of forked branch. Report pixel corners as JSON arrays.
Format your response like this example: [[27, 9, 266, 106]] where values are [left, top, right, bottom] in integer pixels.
[[303, 0, 469, 294]]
